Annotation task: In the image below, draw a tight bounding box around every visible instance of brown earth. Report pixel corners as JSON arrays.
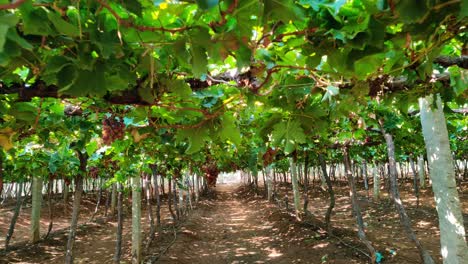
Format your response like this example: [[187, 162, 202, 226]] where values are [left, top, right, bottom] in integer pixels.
[[0, 181, 466, 264], [157, 184, 363, 264], [272, 179, 468, 264]]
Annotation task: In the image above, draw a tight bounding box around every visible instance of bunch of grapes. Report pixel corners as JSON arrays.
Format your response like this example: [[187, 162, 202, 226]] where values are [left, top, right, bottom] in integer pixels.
[[89, 166, 99, 179], [262, 147, 277, 166], [202, 163, 219, 187], [103, 159, 118, 171], [64, 178, 71, 186], [102, 117, 125, 145]]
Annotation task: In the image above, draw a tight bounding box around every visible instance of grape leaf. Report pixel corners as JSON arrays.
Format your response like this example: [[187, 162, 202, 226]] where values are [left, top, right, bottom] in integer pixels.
[[220, 113, 241, 145], [176, 127, 209, 154], [196, 0, 219, 10], [170, 79, 192, 97], [0, 25, 8, 53], [9, 102, 37, 122], [47, 11, 80, 37], [6, 29, 33, 50], [0, 127, 15, 151], [321, 85, 339, 102], [354, 53, 384, 78], [272, 120, 306, 154], [191, 44, 207, 78]]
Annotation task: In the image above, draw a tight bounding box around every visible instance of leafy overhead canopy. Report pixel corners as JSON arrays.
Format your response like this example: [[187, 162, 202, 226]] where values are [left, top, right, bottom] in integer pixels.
[[0, 0, 466, 168], [0, 0, 465, 98]]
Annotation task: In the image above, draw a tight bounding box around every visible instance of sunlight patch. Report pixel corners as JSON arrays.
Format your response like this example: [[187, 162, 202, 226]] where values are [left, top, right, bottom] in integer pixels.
[[441, 246, 448, 258], [313, 242, 330, 249], [445, 211, 465, 235]]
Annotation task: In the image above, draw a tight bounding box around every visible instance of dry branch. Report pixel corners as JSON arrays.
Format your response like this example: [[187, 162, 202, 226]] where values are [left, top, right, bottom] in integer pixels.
[[434, 56, 468, 69], [0, 59, 461, 105]]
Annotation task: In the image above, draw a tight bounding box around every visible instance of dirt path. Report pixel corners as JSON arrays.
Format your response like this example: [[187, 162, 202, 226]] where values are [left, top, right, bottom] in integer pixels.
[[0, 184, 378, 263], [157, 184, 358, 264]]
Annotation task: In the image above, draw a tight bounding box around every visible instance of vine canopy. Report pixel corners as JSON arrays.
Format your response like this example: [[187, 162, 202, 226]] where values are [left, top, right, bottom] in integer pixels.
[[0, 0, 466, 104]]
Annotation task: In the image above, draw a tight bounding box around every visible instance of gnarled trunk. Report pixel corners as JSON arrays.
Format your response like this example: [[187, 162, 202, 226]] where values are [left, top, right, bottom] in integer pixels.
[[65, 151, 87, 264], [5, 182, 24, 249], [151, 165, 161, 226], [343, 147, 376, 262], [167, 178, 177, 222], [380, 123, 434, 264], [319, 154, 335, 232], [110, 183, 117, 217]]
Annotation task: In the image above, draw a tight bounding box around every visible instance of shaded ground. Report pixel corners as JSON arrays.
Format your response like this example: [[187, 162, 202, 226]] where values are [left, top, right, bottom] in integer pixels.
[[0, 180, 466, 263], [273, 179, 468, 264], [158, 184, 363, 264], [0, 191, 177, 263]]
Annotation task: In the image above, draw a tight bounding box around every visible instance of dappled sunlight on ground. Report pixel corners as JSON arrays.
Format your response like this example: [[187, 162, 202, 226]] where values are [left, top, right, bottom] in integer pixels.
[[1, 180, 466, 263], [157, 184, 364, 264], [273, 179, 468, 264]]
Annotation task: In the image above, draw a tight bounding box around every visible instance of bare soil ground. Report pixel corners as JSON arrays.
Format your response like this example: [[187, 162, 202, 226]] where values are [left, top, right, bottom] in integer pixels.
[[157, 184, 363, 264], [273, 179, 468, 264], [0, 181, 466, 264], [0, 191, 178, 263]]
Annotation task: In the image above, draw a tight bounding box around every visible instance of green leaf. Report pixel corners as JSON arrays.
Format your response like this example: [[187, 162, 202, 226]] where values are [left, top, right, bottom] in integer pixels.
[[0, 25, 8, 53], [176, 127, 209, 154], [271, 122, 286, 145], [45, 56, 73, 75], [264, 0, 304, 22], [21, 8, 54, 36], [124, 0, 142, 15], [86, 141, 98, 156], [220, 113, 241, 145], [306, 53, 321, 69], [354, 53, 384, 78], [329, 0, 347, 15], [138, 84, 155, 104], [59, 63, 107, 96], [271, 120, 306, 154], [0, 13, 19, 53], [448, 66, 467, 96], [395, 1, 429, 23], [0, 13, 19, 27], [191, 44, 207, 78], [196, 0, 219, 10], [321, 85, 339, 102], [9, 102, 37, 122], [47, 11, 80, 37], [57, 64, 78, 91], [461, 0, 468, 18], [235, 43, 252, 70], [173, 39, 190, 67], [6, 29, 33, 50], [106, 75, 130, 92], [0, 40, 20, 66], [169, 79, 192, 97]]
